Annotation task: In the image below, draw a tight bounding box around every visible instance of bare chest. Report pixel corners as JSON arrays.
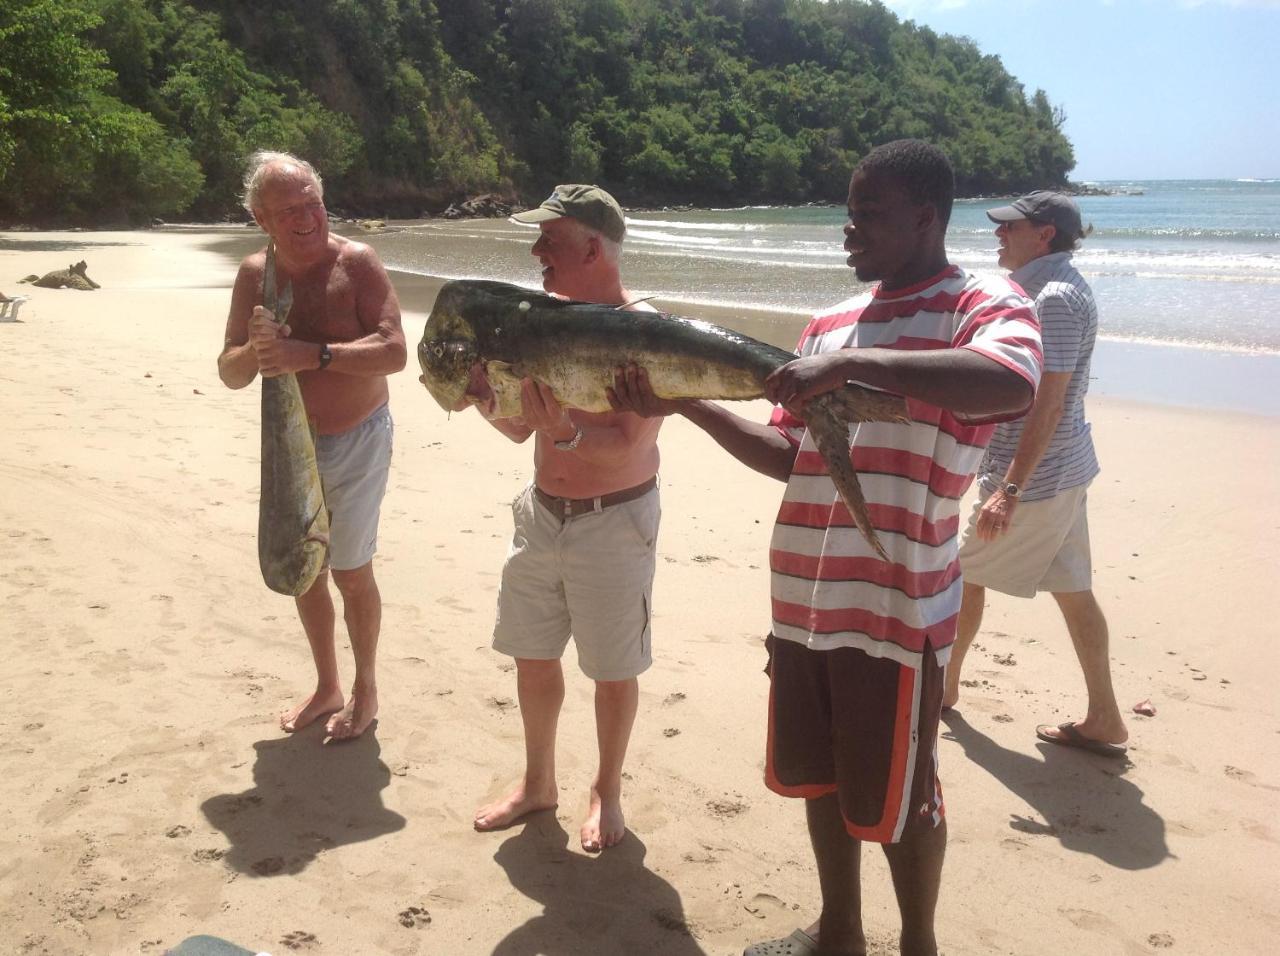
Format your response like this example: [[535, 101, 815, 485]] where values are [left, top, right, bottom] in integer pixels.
[[283, 266, 363, 343]]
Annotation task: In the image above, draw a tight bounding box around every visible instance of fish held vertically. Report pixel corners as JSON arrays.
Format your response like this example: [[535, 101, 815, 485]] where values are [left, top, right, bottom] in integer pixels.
[[417, 279, 909, 559], [258, 241, 330, 597]]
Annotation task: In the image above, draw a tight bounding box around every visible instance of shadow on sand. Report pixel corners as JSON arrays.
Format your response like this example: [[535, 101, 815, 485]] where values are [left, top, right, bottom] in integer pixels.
[[943, 711, 1169, 870], [199, 723, 406, 877], [490, 812, 707, 956]]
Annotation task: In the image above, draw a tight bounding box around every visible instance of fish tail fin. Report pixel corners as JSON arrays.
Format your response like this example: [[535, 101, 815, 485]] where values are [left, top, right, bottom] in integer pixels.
[[806, 395, 889, 561]]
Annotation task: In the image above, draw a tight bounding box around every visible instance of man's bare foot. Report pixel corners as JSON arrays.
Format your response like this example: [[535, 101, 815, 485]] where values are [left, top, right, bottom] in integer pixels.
[[325, 684, 378, 740], [941, 681, 959, 711], [280, 688, 344, 733], [474, 781, 558, 832], [581, 784, 625, 853]]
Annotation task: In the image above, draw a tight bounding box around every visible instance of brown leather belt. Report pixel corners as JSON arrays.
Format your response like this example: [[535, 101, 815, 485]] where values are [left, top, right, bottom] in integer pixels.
[[533, 475, 657, 520]]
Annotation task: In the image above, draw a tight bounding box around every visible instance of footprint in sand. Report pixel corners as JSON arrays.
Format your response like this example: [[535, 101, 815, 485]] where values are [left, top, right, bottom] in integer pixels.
[[653, 909, 692, 933], [397, 905, 432, 928], [1148, 932, 1174, 948], [227, 794, 263, 814], [663, 692, 686, 705], [252, 856, 286, 876], [708, 798, 749, 818], [280, 931, 318, 950], [663, 727, 681, 737], [165, 825, 191, 839], [743, 892, 788, 919], [1224, 766, 1280, 791], [1241, 820, 1280, 845]]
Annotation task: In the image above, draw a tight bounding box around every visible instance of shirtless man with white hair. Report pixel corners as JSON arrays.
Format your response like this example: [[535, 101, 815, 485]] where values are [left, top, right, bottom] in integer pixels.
[[218, 150, 406, 740]]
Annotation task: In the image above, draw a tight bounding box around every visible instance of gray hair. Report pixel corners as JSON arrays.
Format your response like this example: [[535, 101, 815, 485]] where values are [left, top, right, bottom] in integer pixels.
[[562, 215, 622, 264], [241, 150, 323, 215]]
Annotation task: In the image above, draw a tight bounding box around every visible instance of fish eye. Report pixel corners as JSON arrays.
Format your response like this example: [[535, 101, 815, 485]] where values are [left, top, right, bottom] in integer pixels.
[[433, 345, 444, 358]]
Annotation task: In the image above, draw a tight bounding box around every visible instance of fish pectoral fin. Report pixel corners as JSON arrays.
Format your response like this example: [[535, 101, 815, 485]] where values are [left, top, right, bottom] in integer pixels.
[[829, 384, 911, 423], [806, 399, 890, 562], [305, 506, 330, 549]]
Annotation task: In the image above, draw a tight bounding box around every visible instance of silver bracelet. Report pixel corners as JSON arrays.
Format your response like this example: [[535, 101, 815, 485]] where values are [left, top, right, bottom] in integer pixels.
[[554, 425, 584, 451]]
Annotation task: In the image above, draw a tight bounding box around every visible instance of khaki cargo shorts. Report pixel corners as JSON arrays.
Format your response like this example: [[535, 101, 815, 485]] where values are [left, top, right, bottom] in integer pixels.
[[493, 481, 660, 681]]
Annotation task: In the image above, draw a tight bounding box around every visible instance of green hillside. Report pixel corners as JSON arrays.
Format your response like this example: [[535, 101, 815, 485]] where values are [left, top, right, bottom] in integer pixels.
[[0, 0, 1076, 225]]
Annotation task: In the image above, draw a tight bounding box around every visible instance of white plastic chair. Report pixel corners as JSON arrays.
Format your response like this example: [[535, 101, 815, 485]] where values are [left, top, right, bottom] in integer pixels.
[[0, 293, 29, 321]]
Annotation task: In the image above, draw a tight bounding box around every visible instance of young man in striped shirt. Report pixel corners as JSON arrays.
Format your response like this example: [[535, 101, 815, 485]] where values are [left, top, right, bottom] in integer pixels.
[[947, 191, 1129, 757], [611, 140, 1041, 956]]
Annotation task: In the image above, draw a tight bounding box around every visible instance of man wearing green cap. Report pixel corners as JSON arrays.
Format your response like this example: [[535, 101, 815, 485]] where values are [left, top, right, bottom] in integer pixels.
[[467, 184, 663, 853]]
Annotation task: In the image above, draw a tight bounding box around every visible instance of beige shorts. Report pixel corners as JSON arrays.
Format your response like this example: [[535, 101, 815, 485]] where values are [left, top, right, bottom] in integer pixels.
[[957, 482, 1092, 598], [493, 481, 660, 681]]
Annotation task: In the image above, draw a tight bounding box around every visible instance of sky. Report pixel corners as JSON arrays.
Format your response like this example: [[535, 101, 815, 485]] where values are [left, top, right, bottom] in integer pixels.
[[876, 0, 1280, 181]]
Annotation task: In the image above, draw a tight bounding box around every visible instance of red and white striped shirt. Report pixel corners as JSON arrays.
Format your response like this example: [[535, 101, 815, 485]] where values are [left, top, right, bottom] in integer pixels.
[[768, 266, 1042, 666]]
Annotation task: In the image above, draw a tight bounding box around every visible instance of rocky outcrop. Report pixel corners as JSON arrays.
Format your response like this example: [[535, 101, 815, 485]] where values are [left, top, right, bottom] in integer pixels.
[[439, 194, 517, 220]]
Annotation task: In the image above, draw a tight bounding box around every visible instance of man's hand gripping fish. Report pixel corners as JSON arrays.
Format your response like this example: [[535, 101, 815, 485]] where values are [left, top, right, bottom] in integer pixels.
[[417, 279, 910, 559]]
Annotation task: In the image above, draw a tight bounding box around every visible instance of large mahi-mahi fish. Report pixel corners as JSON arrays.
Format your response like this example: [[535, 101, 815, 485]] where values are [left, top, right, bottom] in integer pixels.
[[258, 241, 329, 595], [417, 279, 910, 559]]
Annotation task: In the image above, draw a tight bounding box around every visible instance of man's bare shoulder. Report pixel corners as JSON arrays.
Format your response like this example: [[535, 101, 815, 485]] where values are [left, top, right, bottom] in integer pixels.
[[332, 235, 390, 278], [237, 247, 268, 278]]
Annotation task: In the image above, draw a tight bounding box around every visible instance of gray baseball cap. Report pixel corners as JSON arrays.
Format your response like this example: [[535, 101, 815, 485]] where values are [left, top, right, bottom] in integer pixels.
[[511, 184, 627, 242], [986, 190, 1084, 240]]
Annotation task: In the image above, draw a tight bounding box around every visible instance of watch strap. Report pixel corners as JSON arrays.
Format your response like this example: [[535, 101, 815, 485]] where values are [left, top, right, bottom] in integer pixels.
[[317, 343, 332, 370]]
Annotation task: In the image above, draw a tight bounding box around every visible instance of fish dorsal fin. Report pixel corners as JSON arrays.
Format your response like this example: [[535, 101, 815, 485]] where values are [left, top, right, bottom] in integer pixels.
[[616, 295, 658, 310]]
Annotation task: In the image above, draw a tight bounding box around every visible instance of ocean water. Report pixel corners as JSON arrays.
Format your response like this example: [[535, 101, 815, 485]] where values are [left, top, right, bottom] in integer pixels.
[[369, 179, 1280, 351], [355, 178, 1280, 415]]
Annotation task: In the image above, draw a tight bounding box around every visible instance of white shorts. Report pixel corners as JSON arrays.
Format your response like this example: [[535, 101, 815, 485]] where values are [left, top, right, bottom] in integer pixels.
[[493, 481, 660, 681], [957, 482, 1092, 598], [314, 404, 393, 571]]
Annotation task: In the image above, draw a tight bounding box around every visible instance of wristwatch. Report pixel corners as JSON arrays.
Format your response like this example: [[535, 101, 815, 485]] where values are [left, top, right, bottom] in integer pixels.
[[1001, 480, 1021, 498], [554, 425, 584, 451], [317, 343, 333, 370]]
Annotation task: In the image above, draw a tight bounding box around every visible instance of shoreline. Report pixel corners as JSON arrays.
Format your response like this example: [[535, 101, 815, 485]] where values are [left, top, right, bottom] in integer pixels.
[[5, 225, 1279, 417]]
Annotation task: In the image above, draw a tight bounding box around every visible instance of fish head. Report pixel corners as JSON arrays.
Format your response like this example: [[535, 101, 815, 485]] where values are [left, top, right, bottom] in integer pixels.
[[418, 282, 482, 411]]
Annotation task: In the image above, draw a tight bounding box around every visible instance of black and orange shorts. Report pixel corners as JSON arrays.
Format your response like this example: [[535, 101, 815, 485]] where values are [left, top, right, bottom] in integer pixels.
[[764, 634, 945, 844]]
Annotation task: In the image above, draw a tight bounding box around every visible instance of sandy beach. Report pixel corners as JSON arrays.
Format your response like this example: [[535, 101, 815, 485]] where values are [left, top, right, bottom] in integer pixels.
[[1, 228, 1278, 956]]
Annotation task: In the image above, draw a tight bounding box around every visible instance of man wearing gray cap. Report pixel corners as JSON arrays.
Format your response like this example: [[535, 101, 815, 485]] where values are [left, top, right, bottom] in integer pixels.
[[947, 190, 1129, 757], [465, 184, 664, 852]]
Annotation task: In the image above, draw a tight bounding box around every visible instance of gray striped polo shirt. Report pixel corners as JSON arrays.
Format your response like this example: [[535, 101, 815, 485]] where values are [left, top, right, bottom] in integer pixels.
[[978, 251, 1100, 502]]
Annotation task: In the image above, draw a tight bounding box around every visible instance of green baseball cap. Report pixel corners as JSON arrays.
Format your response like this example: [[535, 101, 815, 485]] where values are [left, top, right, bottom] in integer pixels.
[[511, 184, 627, 242]]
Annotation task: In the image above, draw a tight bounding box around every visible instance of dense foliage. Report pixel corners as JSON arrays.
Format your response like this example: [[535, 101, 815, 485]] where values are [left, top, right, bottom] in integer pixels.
[[0, 0, 1076, 225]]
